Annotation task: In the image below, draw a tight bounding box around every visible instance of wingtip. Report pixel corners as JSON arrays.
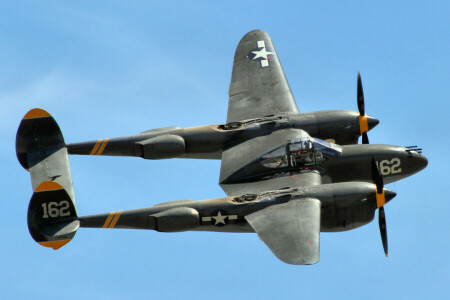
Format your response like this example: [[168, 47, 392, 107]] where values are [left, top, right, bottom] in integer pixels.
[[247, 29, 266, 34], [240, 29, 269, 42]]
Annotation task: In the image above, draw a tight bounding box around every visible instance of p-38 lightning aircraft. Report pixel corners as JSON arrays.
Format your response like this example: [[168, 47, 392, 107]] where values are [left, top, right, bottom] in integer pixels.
[[17, 30, 427, 265]]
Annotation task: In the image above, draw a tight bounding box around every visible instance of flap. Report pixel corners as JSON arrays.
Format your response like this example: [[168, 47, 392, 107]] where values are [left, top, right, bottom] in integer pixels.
[[245, 198, 321, 265]]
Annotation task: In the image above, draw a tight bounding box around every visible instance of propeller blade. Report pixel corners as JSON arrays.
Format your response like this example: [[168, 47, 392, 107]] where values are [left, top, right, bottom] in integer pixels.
[[357, 72, 365, 116], [371, 157, 384, 194], [378, 206, 388, 257], [362, 132, 369, 144]]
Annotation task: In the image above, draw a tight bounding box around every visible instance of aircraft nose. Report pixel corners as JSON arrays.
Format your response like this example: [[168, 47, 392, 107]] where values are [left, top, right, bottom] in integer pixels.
[[366, 115, 379, 131], [383, 188, 397, 203], [415, 152, 428, 171], [404, 147, 428, 174]]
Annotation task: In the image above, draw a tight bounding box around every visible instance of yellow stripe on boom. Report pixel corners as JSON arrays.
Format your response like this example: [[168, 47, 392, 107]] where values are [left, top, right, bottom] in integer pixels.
[[108, 211, 122, 228], [90, 140, 103, 155], [96, 138, 109, 155], [102, 212, 115, 228]]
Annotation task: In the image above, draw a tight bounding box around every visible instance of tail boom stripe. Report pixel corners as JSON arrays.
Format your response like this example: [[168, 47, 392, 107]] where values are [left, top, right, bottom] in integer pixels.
[[90, 140, 103, 155], [108, 211, 122, 228], [102, 212, 116, 228], [96, 139, 109, 155]]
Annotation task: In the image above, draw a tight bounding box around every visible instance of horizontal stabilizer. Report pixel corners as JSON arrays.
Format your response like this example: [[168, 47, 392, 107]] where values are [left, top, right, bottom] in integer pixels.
[[245, 198, 321, 265]]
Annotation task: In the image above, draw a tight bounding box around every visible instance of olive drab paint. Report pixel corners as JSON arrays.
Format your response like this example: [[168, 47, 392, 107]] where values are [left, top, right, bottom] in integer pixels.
[[17, 30, 427, 265]]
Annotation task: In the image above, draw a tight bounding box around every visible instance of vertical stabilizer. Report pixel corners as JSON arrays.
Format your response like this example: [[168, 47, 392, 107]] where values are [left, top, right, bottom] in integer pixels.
[[16, 109, 78, 249]]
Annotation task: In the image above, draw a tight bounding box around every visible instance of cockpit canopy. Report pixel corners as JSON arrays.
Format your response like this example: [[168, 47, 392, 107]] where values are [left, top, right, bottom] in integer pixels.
[[260, 137, 342, 169]]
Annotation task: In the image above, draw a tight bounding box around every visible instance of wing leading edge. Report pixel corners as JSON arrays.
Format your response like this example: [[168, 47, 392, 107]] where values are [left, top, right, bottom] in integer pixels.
[[227, 30, 299, 123]]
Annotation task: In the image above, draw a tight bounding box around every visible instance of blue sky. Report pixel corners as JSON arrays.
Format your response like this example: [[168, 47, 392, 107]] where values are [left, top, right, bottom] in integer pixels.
[[1, 1, 448, 299]]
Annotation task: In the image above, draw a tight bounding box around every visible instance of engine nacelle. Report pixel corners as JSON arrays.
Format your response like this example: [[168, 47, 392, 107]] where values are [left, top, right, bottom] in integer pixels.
[[314, 110, 361, 144], [289, 110, 376, 145], [138, 134, 186, 159], [150, 207, 200, 232]]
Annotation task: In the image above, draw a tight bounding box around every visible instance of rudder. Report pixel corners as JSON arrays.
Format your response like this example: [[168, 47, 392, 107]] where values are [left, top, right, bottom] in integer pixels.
[[28, 181, 79, 249]]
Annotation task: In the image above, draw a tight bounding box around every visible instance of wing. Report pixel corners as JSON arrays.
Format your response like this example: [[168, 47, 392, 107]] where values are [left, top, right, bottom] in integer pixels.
[[245, 198, 321, 265], [219, 128, 321, 195], [227, 30, 299, 123]]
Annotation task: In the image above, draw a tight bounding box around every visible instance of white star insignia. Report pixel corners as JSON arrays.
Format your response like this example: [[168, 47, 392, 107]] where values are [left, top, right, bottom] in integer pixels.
[[251, 47, 273, 60], [249, 40, 275, 68], [212, 211, 227, 225]]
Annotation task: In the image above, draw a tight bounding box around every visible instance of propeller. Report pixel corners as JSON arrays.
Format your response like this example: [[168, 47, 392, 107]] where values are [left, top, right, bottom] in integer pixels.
[[379, 206, 388, 257], [371, 157, 383, 194], [371, 157, 389, 257], [357, 73, 370, 144], [357, 73, 365, 116], [360, 76, 388, 257]]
